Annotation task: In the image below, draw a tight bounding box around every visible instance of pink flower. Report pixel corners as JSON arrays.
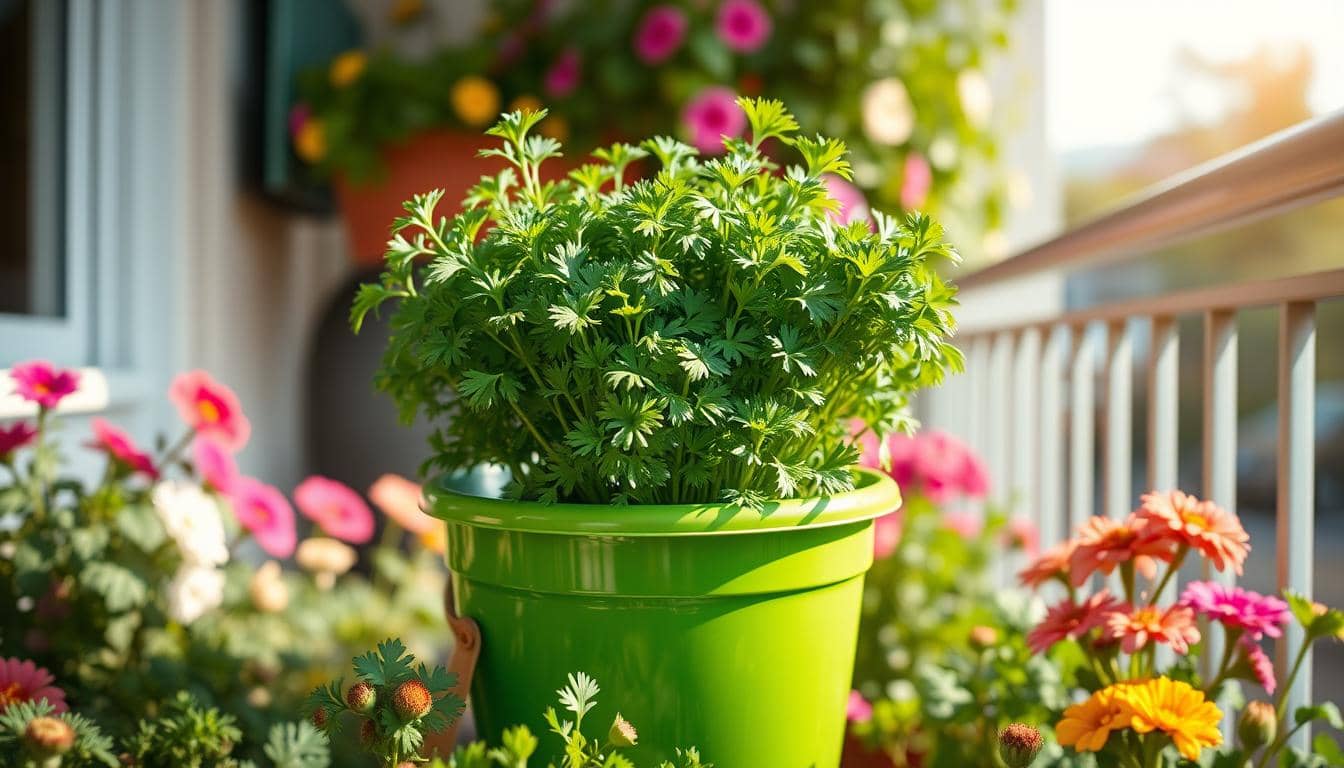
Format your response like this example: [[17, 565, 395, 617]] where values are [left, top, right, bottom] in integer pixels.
[[230, 477, 297, 559], [633, 5, 688, 64], [88, 418, 159, 479], [1005, 516, 1040, 558], [1179, 581, 1290, 640], [716, 0, 771, 53], [859, 429, 989, 505], [943, 511, 983, 538], [1069, 514, 1174, 587], [682, 86, 747, 154], [1018, 541, 1075, 588], [169, 370, 251, 451], [368, 473, 436, 534], [544, 48, 581, 98], [846, 690, 873, 723], [1105, 603, 1201, 655], [900, 152, 932, 210], [1027, 590, 1121, 654], [822, 174, 871, 226], [193, 437, 239, 493], [872, 510, 902, 559], [0, 657, 67, 713], [288, 103, 311, 138], [1241, 637, 1276, 694], [295, 475, 375, 544], [0, 422, 37, 459], [9, 361, 80, 410]]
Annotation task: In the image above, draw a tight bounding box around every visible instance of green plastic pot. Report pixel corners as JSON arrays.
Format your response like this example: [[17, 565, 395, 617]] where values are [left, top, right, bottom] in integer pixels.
[[425, 469, 900, 768]]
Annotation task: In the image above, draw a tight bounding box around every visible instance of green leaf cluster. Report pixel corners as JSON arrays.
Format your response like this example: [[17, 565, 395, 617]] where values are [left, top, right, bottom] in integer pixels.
[[353, 98, 962, 508]]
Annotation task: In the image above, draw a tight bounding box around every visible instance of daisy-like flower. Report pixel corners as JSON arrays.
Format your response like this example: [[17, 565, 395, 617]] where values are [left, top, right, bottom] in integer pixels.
[[193, 436, 239, 494], [1240, 637, 1277, 694], [0, 422, 37, 459], [9, 361, 80, 410], [1069, 514, 1173, 586], [229, 476, 297, 559], [633, 5, 688, 64], [152, 481, 229, 567], [368, 473, 435, 535], [1055, 685, 1133, 753], [1106, 603, 1201, 654], [169, 370, 251, 451], [296, 536, 358, 590], [1179, 581, 1289, 640], [0, 657, 67, 713], [682, 86, 746, 154], [295, 475, 375, 544], [1027, 590, 1121, 654], [1135, 490, 1249, 574], [1119, 677, 1222, 760], [166, 564, 225, 625], [1018, 540, 1075, 588], [715, 0, 772, 53], [88, 418, 159, 479]]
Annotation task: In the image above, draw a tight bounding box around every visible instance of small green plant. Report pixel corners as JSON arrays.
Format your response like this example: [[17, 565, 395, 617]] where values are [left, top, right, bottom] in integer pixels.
[[305, 639, 465, 767], [352, 99, 961, 508], [0, 699, 118, 768]]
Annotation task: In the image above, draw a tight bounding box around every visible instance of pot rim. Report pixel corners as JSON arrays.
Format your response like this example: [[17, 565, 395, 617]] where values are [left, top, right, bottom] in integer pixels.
[[424, 467, 900, 537]]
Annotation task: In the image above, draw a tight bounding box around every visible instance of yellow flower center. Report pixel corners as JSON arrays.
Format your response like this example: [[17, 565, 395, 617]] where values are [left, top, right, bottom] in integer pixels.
[[1181, 510, 1210, 530], [1130, 607, 1163, 631], [0, 681, 25, 708], [197, 399, 221, 424]]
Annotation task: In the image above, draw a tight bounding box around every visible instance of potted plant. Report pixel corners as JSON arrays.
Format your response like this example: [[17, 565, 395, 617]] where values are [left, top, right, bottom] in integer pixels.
[[350, 100, 963, 766]]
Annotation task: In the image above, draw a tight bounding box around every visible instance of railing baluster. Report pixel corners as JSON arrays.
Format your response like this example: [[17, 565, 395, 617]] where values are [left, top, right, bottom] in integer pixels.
[[1277, 302, 1316, 749], [967, 336, 992, 468], [1147, 316, 1180, 492], [987, 333, 1013, 507], [1105, 320, 1133, 520], [1069, 324, 1096, 533], [1039, 326, 1069, 547], [1201, 311, 1238, 682], [1013, 328, 1042, 519]]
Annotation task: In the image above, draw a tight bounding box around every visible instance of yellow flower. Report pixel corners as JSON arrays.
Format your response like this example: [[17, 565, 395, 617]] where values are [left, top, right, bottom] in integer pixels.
[[418, 524, 446, 555], [294, 119, 327, 163], [1119, 678, 1222, 760], [1055, 686, 1134, 752], [451, 76, 501, 127], [329, 50, 368, 88], [510, 95, 544, 114]]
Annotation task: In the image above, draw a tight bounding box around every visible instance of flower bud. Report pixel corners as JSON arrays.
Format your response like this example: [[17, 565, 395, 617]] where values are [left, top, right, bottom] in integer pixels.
[[24, 716, 75, 755], [1238, 701, 1277, 750], [968, 625, 999, 650], [391, 679, 432, 720], [310, 707, 328, 729], [360, 718, 378, 747], [608, 714, 638, 747], [998, 723, 1043, 768], [346, 681, 376, 713]]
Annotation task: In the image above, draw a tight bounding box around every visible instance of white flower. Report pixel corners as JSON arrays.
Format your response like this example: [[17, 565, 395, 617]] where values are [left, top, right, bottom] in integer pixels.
[[166, 564, 225, 625], [957, 69, 993, 128], [861, 78, 915, 146], [152, 481, 229, 567]]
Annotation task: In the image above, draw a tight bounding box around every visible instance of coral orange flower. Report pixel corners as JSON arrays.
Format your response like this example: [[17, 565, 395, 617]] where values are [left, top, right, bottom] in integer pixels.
[[1106, 603, 1201, 654], [1027, 590, 1121, 654], [1055, 685, 1133, 752], [1018, 540, 1075, 588], [1068, 514, 1173, 587], [170, 370, 251, 451], [1119, 677, 1222, 760], [1135, 490, 1249, 574], [368, 473, 435, 535]]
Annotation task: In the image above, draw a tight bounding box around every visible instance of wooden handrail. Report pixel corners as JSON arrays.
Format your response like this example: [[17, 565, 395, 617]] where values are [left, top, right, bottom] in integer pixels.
[[958, 109, 1344, 290]]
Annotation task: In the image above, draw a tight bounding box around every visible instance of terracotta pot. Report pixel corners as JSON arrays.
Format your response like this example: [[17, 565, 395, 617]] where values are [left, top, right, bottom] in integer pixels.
[[333, 130, 567, 266]]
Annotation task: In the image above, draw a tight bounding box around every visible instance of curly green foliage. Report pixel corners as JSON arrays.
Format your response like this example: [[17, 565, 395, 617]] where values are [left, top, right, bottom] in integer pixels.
[[124, 692, 246, 768], [306, 638, 465, 766], [353, 99, 962, 508], [0, 699, 120, 768]]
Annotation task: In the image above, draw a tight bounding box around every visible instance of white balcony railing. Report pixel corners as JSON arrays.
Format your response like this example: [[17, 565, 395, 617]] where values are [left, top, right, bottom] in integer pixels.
[[923, 110, 1344, 747]]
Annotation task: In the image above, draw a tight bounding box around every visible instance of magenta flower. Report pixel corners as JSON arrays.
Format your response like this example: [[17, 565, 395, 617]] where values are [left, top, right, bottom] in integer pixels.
[[859, 429, 990, 505], [716, 0, 772, 53], [682, 86, 747, 154], [0, 657, 67, 713], [1179, 581, 1290, 640], [9, 361, 80, 410], [295, 475, 375, 544], [230, 476, 297, 559], [634, 5, 688, 64], [544, 48, 582, 98], [1241, 637, 1277, 694], [0, 422, 37, 459], [846, 690, 873, 723], [900, 152, 932, 210], [822, 174, 871, 226], [872, 510, 902, 559], [88, 418, 159, 479], [193, 437, 239, 493], [170, 370, 251, 451], [288, 104, 311, 139]]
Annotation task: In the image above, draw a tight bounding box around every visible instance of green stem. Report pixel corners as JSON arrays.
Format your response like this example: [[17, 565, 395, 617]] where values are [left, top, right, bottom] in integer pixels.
[[30, 408, 49, 521], [157, 427, 196, 474], [1149, 545, 1189, 605]]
